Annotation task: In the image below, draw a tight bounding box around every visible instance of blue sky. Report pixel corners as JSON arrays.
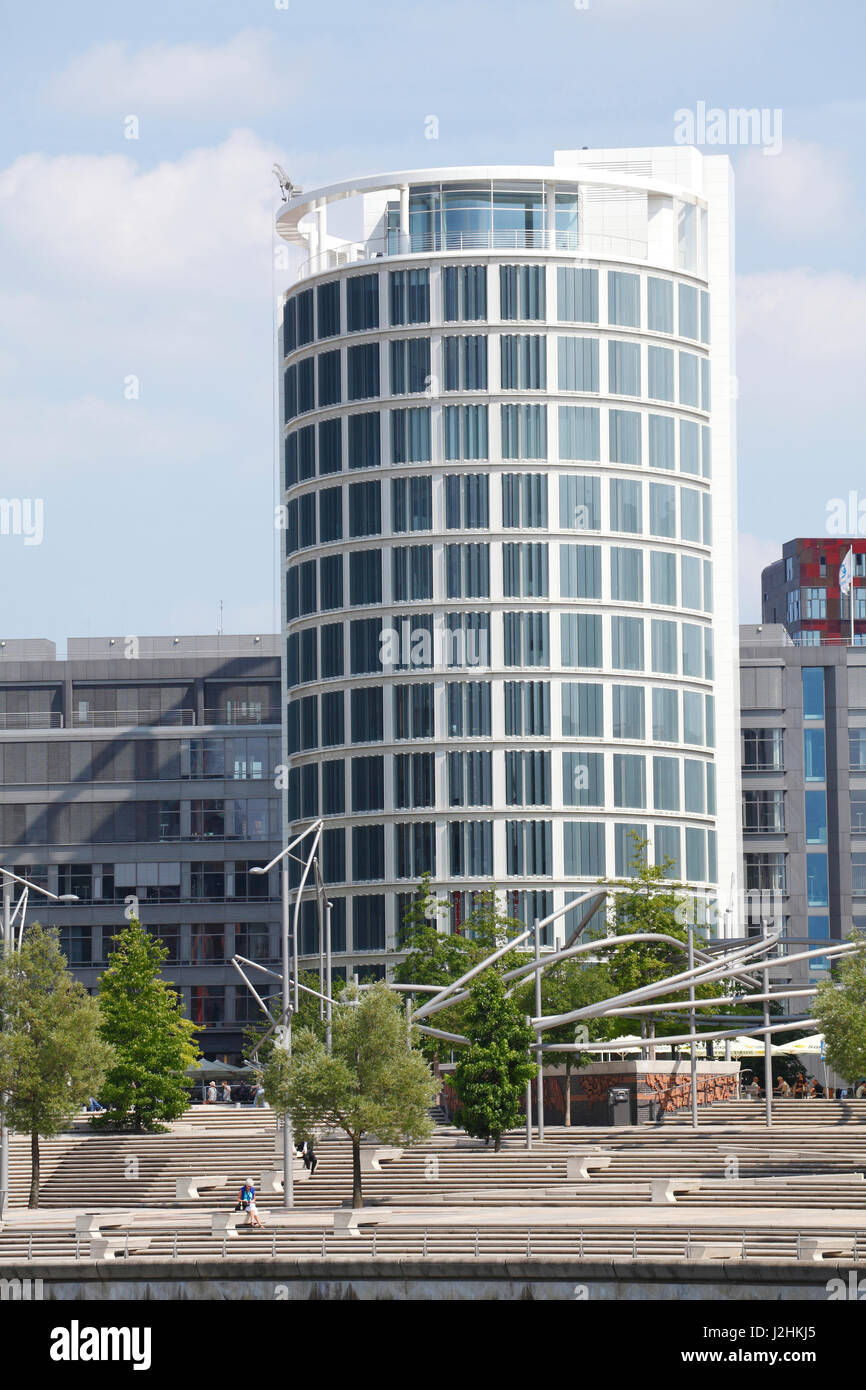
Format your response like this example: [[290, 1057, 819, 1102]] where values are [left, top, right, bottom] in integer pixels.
[[1, 0, 865, 646]]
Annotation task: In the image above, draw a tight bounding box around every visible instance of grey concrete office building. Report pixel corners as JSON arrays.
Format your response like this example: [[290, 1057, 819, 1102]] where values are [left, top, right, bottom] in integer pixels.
[[0, 635, 281, 1059], [740, 622, 866, 998]]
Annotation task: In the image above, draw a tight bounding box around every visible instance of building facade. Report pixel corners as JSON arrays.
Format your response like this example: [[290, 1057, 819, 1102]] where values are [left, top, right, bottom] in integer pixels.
[[0, 635, 281, 1059], [739, 622, 866, 997], [277, 146, 741, 977], [762, 537, 866, 646]]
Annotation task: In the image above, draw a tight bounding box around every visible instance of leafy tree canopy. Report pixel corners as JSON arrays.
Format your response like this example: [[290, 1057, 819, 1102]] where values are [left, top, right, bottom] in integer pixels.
[[93, 920, 200, 1133]]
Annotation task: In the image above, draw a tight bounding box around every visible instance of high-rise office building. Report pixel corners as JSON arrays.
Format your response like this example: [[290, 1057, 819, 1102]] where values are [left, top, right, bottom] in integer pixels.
[[739, 622, 866, 998], [277, 146, 741, 977], [0, 635, 281, 1059]]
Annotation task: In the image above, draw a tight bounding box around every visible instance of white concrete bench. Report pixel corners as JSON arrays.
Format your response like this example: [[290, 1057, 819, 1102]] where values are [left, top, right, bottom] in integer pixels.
[[75, 1212, 133, 1236], [566, 1154, 612, 1181], [798, 1238, 856, 1262], [175, 1175, 228, 1200], [690, 1243, 741, 1261], [211, 1211, 250, 1238], [650, 1178, 703, 1205], [738, 1173, 864, 1187], [90, 1236, 152, 1261], [259, 1165, 310, 1194], [359, 1146, 403, 1173], [332, 1209, 386, 1236]]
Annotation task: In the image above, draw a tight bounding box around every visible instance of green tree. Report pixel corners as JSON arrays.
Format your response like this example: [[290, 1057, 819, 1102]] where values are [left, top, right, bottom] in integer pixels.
[[93, 920, 200, 1133], [395, 879, 529, 1064], [0, 924, 112, 1207], [263, 982, 437, 1207], [815, 932, 866, 1084], [242, 970, 344, 1065], [594, 837, 726, 1038], [517, 959, 617, 1125], [451, 972, 536, 1150]]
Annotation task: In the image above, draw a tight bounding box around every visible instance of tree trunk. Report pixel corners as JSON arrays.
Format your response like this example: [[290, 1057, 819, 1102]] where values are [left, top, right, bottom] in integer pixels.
[[565, 1063, 572, 1127], [494, 1134, 501, 1152], [29, 1130, 40, 1209], [351, 1137, 363, 1209]]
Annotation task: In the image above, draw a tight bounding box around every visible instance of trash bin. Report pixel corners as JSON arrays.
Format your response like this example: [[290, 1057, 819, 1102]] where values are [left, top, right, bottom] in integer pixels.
[[608, 1086, 631, 1126]]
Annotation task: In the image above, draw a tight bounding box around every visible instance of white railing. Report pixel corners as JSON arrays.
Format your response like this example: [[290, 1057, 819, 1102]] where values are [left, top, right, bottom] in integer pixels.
[[297, 228, 649, 280]]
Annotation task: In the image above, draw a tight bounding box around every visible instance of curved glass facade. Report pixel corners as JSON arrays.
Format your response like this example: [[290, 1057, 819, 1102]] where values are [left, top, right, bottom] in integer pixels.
[[279, 161, 735, 977]]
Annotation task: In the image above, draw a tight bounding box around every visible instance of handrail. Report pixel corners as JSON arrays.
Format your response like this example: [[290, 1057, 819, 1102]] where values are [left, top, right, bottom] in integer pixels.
[[297, 228, 650, 280]]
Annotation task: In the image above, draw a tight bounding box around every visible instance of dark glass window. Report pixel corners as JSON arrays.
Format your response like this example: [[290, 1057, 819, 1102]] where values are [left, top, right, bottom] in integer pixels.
[[346, 273, 379, 332], [317, 280, 340, 338]]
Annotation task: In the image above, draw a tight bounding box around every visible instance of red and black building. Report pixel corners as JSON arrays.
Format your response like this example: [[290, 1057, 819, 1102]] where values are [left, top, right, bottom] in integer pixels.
[[762, 538, 866, 645]]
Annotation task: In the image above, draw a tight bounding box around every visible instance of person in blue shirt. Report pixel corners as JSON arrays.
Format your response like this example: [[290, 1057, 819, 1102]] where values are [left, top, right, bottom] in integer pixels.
[[238, 1179, 263, 1228]]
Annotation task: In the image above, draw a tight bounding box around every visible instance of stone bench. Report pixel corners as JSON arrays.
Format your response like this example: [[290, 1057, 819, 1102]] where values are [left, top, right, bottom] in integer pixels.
[[332, 1209, 386, 1237], [175, 1175, 228, 1200], [90, 1235, 152, 1261], [798, 1237, 856, 1262], [650, 1178, 703, 1205], [360, 1146, 403, 1173], [566, 1154, 612, 1181], [211, 1211, 250, 1238], [75, 1212, 133, 1236], [259, 1165, 310, 1194]]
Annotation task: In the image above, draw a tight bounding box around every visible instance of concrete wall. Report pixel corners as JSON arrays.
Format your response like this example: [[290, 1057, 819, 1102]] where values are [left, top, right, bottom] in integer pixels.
[[12, 1256, 861, 1301]]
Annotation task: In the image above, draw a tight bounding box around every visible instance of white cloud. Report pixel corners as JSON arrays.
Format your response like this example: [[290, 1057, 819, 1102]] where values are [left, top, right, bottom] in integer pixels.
[[0, 129, 297, 294], [736, 266, 866, 556], [45, 31, 292, 118], [737, 533, 782, 623], [735, 139, 857, 239], [738, 267, 866, 413]]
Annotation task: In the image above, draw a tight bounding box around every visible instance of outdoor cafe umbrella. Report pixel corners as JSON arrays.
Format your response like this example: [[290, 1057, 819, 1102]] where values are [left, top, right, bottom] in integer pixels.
[[723, 1035, 785, 1058], [773, 1033, 825, 1055], [185, 1060, 245, 1079], [773, 1033, 831, 1092], [186, 1059, 246, 1101]]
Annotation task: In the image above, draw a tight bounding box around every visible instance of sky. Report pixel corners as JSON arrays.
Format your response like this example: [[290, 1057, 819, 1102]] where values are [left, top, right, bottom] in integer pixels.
[[2, 0, 865, 649]]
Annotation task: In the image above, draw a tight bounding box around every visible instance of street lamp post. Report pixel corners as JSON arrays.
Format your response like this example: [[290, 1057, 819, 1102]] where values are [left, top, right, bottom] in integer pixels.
[[248, 820, 323, 1212], [0, 868, 79, 1219]]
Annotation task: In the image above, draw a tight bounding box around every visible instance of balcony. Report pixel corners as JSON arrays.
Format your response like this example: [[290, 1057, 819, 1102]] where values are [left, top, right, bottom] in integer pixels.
[[0, 712, 63, 730], [0, 708, 280, 730], [202, 708, 280, 727], [71, 709, 196, 729], [298, 227, 649, 280]]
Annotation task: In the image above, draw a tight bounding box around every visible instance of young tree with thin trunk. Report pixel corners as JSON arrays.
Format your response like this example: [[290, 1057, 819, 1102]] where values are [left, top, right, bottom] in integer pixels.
[[0, 924, 112, 1207], [263, 982, 436, 1207]]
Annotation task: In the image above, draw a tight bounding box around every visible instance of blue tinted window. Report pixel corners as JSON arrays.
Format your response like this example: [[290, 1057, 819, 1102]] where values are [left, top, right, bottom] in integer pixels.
[[805, 790, 827, 844], [806, 854, 828, 907], [802, 667, 825, 719], [804, 728, 826, 781]]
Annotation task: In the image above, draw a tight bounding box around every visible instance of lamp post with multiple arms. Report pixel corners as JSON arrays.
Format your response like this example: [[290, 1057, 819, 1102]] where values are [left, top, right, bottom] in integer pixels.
[[0, 868, 79, 1219], [247, 820, 323, 1212]]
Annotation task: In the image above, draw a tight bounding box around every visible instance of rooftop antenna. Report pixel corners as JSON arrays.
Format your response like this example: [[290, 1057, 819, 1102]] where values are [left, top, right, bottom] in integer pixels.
[[272, 165, 302, 203], [218, 600, 223, 637]]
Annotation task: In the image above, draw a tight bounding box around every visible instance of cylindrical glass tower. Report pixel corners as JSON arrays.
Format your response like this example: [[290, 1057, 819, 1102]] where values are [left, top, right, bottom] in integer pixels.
[[277, 147, 740, 980]]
